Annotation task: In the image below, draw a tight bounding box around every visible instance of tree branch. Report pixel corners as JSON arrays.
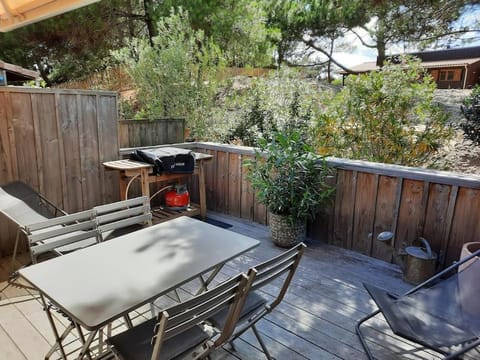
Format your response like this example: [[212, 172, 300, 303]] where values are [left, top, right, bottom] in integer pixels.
[[302, 38, 354, 73], [350, 28, 377, 48]]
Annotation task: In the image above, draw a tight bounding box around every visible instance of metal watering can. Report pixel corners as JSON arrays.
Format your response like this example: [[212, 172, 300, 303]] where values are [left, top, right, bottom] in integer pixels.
[[377, 232, 437, 285]]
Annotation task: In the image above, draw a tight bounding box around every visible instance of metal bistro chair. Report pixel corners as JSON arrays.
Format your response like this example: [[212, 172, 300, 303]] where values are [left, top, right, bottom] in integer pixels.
[[94, 196, 152, 241], [208, 242, 306, 360], [21, 209, 99, 265], [107, 273, 249, 360]]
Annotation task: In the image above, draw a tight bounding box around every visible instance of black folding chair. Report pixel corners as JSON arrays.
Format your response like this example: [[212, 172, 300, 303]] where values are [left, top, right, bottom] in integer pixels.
[[208, 242, 306, 360], [356, 248, 480, 359]]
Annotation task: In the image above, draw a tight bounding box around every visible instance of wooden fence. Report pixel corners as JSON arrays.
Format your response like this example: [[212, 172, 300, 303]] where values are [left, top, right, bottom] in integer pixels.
[[118, 118, 185, 148], [187, 142, 480, 268], [0, 87, 119, 256]]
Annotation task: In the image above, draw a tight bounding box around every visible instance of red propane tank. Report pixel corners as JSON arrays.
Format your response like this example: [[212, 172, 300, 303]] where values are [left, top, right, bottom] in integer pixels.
[[165, 184, 190, 210]]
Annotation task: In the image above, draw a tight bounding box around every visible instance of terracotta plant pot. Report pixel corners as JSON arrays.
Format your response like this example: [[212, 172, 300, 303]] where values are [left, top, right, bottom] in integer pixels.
[[268, 213, 306, 248], [459, 242, 480, 271]]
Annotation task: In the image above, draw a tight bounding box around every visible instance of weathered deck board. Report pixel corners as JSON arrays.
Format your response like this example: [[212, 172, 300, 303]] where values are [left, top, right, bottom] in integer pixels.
[[0, 213, 471, 359]]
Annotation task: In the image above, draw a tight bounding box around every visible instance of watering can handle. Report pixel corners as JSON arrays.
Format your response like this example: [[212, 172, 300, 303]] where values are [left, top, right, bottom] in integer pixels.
[[418, 237, 433, 258]]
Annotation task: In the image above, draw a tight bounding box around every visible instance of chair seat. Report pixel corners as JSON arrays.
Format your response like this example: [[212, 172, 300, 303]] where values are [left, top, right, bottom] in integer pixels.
[[364, 283, 478, 348], [209, 290, 267, 329], [108, 318, 210, 360]]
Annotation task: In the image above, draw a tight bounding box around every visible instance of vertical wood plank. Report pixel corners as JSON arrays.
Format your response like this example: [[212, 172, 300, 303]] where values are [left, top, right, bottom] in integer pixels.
[[332, 169, 357, 249], [395, 179, 425, 252], [422, 184, 451, 264], [54, 92, 68, 211], [215, 151, 228, 212], [10, 92, 38, 188], [118, 121, 128, 148], [0, 92, 14, 183], [371, 175, 399, 262], [32, 93, 62, 207], [228, 152, 241, 217], [58, 94, 83, 213], [241, 154, 254, 221], [203, 149, 217, 212], [446, 187, 480, 265], [96, 94, 120, 204], [79, 94, 100, 209], [352, 173, 378, 256]]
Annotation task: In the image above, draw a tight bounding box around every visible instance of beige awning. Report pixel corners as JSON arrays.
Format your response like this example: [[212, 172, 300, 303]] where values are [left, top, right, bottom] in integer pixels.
[[0, 0, 100, 32]]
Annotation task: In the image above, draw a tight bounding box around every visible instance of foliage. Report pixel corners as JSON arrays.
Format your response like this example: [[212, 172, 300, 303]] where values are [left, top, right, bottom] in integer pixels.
[[245, 128, 333, 225], [213, 68, 327, 144], [114, 8, 224, 137], [155, 0, 277, 67], [316, 57, 452, 166], [266, 0, 369, 69], [460, 85, 480, 144]]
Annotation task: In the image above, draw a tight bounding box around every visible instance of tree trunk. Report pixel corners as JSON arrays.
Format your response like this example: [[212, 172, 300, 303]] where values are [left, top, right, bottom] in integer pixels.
[[143, 0, 157, 46]]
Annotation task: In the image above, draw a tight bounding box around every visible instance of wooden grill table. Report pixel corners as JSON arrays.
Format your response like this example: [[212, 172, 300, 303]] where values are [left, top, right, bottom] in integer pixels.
[[103, 151, 213, 220], [18, 216, 259, 359]]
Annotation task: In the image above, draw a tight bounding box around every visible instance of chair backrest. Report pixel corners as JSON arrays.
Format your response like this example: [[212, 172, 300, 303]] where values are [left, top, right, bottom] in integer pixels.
[[247, 242, 306, 310], [94, 196, 152, 240], [23, 209, 98, 263], [151, 273, 248, 360]]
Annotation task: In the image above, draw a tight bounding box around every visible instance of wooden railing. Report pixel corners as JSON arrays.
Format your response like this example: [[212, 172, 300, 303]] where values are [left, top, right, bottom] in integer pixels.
[[186, 142, 480, 267]]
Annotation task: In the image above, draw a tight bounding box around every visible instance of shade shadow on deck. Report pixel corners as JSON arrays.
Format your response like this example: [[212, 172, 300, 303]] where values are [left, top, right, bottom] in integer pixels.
[[0, 213, 473, 360]]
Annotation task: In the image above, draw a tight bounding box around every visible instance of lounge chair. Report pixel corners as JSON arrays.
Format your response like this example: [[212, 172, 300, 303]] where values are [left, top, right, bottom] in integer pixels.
[[356, 248, 480, 359], [208, 242, 306, 360], [107, 273, 249, 360]]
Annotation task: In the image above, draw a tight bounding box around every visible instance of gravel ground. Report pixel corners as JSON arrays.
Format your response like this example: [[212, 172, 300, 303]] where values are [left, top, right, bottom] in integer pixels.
[[432, 89, 480, 175]]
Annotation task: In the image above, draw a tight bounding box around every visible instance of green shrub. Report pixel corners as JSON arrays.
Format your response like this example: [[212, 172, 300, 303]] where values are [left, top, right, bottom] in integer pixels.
[[460, 85, 480, 145], [113, 8, 224, 137], [316, 56, 452, 167], [217, 68, 328, 144]]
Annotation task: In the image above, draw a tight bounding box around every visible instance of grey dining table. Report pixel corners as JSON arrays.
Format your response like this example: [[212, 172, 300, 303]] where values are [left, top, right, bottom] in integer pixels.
[[18, 216, 260, 359]]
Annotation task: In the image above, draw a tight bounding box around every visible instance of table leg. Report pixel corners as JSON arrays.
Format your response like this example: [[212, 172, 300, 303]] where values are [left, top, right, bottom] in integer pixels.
[[196, 265, 223, 295], [77, 329, 98, 360], [40, 295, 68, 360], [119, 174, 128, 201], [198, 162, 207, 220], [140, 168, 151, 199]]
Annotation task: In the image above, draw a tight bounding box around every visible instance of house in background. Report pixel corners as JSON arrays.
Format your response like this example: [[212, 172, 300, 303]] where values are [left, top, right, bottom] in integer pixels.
[[340, 46, 480, 89], [0, 60, 39, 86]]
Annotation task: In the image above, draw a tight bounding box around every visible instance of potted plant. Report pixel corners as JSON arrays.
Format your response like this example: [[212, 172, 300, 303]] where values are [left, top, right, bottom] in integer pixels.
[[246, 129, 334, 247]]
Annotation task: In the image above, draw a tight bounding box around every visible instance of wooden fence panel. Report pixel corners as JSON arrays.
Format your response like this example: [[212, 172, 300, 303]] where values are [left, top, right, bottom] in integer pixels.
[[118, 118, 185, 148], [0, 87, 118, 256]]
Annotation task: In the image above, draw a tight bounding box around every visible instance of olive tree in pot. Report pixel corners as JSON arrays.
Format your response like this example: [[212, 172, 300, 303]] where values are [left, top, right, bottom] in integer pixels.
[[246, 129, 334, 247]]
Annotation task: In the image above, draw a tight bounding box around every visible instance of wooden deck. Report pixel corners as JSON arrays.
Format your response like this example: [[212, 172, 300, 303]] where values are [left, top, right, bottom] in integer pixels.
[[0, 213, 474, 360]]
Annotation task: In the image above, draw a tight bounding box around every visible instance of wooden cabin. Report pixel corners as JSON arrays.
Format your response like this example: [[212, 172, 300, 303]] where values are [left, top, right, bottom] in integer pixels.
[[340, 46, 480, 89]]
